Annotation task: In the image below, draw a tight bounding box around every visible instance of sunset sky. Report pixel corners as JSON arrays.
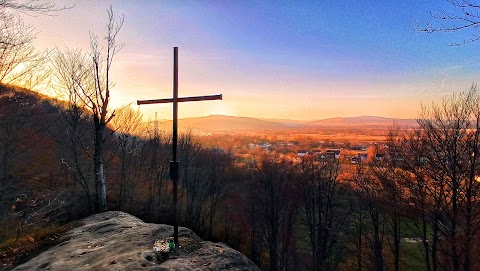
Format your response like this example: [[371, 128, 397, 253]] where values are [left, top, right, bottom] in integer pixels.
[[22, 0, 480, 121]]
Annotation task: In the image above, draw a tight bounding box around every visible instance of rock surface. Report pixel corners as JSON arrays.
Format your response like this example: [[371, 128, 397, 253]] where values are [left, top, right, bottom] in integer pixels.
[[12, 211, 259, 271]]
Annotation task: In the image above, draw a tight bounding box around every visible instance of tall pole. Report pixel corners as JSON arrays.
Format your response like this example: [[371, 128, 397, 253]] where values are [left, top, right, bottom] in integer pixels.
[[173, 47, 178, 167], [172, 47, 179, 245]]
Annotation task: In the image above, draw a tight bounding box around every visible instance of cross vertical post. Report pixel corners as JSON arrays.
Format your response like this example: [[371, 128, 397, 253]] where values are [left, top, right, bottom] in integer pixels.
[[137, 47, 222, 246], [172, 46, 179, 246]]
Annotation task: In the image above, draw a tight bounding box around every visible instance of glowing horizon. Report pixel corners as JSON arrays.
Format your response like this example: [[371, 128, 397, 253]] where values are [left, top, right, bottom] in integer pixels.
[[21, 1, 480, 122]]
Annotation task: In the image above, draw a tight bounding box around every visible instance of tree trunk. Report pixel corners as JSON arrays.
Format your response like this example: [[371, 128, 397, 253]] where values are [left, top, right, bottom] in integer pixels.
[[421, 214, 431, 271], [1, 141, 8, 178], [119, 146, 127, 210], [372, 209, 384, 271], [393, 213, 400, 271], [451, 178, 459, 271], [432, 216, 439, 271], [94, 120, 107, 213]]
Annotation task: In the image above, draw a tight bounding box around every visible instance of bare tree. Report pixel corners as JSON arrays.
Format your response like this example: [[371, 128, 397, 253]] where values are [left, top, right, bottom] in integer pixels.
[[49, 48, 95, 214], [243, 160, 263, 266], [11, 188, 68, 240], [297, 156, 349, 271], [0, 0, 64, 14], [178, 131, 203, 230], [350, 165, 386, 271], [200, 148, 234, 239], [253, 155, 299, 271], [0, 0, 69, 89], [51, 7, 124, 213], [416, 0, 480, 45], [0, 15, 49, 88], [393, 86, 480, 271], [88, 8, 124, 213], [142, 132, 170, 220], [371, 132, 409, 271], [417, 87, 479, 271], [395, 129, 444, 271], [109, 105, 145, 211]]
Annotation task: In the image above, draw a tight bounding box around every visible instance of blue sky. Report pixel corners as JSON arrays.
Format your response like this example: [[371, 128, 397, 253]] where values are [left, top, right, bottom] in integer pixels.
[[23, 0, 480, 120]]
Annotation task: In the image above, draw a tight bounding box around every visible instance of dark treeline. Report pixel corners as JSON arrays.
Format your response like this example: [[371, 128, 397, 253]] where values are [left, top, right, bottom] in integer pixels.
[[2, 85, 480, 271]]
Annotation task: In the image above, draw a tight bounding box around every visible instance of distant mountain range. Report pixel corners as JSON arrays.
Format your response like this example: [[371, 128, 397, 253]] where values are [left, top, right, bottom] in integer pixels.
[[156, 115, 418, 131], [307, 116, 418, 127], [158, 115, 288, 131]]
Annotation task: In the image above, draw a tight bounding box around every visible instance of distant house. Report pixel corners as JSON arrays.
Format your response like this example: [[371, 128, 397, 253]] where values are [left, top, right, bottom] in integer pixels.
[[248, 143, 258, 149], [351, 156, 359, 163], [358, 153, 368, 163], [351, 145, 367, 151], [297, 150, 308, 157], [326, 149, 341, 159]]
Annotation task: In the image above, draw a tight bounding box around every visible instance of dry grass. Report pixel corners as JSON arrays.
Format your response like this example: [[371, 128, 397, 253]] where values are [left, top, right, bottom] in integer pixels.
[[0, 224, 74, 270]]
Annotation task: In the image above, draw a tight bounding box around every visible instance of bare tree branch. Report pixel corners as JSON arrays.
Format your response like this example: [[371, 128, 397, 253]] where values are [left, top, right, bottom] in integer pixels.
[[0, 0, 71, 16], [416, 0, 480, 45]]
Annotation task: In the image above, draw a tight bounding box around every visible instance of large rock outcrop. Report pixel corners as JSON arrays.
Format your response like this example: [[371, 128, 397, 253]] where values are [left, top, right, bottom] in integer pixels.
[[12, 211, 259, 271]]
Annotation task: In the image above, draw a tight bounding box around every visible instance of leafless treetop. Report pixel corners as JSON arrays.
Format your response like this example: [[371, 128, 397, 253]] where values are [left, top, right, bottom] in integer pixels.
[[416, 0, 480, 45], [0, 0, 70, 16]]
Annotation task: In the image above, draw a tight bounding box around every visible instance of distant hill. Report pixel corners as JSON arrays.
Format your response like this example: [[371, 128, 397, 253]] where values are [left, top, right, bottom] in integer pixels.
[[154, 115, 418, 132], [0, 84, 118, 181], [158, 115, 289, 131], [258, 118, 307, 127], [309, 116, 418, 128]]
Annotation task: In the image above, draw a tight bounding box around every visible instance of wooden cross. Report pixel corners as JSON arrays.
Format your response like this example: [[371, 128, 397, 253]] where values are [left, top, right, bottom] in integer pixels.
[[137, 47, 222, 245]]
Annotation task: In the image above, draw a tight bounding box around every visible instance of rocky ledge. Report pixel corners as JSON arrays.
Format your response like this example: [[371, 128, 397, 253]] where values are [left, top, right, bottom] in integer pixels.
[[12, 211, 259, 271]]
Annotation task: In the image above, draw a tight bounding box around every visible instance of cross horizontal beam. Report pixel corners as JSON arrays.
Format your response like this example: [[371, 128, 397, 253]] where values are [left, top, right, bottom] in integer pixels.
[[137, 94, 222, 105]]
